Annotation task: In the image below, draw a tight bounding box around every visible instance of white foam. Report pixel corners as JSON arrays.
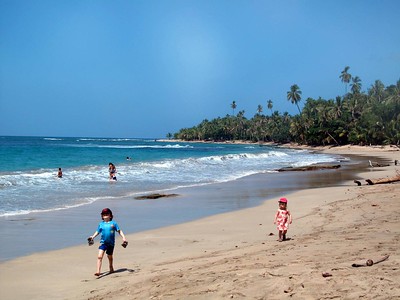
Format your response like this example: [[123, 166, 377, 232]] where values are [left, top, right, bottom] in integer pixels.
[[0, 146, 341, 218]]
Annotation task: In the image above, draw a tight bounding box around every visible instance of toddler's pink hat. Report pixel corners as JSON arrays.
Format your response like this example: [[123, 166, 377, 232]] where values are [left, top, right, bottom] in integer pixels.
[[279, 197, 288, 203]]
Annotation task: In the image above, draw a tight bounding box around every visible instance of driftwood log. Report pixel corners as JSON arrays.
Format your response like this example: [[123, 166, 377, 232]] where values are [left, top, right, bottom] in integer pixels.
[[368, 160, 390, 168], [366, 174, 400, 185], [352, 255, 390, 267], [277, 165, 341, 172], [354, 172, 400, 186], [135, 193, 179, 200]]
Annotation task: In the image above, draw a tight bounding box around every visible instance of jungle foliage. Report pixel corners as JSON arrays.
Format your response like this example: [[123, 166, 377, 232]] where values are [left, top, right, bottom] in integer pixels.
[[172, 69, 400, 146]]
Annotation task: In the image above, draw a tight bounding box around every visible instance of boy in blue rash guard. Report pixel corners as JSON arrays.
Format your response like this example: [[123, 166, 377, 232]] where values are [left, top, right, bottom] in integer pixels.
[[88, 208, 128, 276]]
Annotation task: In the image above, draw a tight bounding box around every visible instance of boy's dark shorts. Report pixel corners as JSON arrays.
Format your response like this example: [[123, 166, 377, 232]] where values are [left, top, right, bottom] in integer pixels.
[[99, 243, 115, 255]]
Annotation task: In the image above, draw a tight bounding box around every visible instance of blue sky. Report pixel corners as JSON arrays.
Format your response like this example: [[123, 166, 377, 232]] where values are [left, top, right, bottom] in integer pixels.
[[1, 0, 399, 138]]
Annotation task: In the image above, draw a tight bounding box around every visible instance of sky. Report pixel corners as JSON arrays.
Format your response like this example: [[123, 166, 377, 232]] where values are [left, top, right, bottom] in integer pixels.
[[1, 0, 399, 139]]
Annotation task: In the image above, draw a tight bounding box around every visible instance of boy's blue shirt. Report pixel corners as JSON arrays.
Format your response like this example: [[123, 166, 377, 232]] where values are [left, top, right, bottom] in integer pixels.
[[97, 220, 120, 246]]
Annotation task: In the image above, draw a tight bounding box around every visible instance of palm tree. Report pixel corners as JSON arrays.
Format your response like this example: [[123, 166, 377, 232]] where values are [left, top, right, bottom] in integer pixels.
[[369, 80, 385, 103], [351, 76, 362, 95], [386, 80, 400, 105], [231, 101, 237, 116], [256, 104, 263, 115], [328, 96, 344, 119], [267, 99, 273, 114], [237, 110, 247, 139], [340, 66, 352, 94], [287, 84, 302, 114]]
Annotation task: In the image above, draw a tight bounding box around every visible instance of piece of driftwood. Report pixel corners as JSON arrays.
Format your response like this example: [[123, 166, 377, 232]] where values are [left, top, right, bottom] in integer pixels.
[[354, 180, 362, 186], [368, 160, 390, 168], [365, 174, 400, 185], [277, 165, 341, 172], [135, 193, 179, 200], [352, 255, 390, 267]]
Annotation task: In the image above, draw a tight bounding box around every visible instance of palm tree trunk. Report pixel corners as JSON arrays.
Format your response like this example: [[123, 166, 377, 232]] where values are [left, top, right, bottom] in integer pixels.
[[326, 131, 340, 146]]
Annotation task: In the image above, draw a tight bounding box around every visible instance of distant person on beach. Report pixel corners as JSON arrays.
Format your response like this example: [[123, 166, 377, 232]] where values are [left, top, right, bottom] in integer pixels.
[[126, 156, 131, 161], [273, 197, 292, 242], [87, 208, 128, 276], [108, 163, 117, 181], [57, 168, 62, 178]]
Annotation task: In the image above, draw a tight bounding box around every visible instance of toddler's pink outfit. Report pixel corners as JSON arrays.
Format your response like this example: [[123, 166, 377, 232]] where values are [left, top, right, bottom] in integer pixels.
[[275, 209, 290, 231]]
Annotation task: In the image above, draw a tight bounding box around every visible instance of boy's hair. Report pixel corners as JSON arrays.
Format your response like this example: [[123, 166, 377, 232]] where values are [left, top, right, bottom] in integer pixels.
[[101, 208, 113, 220]]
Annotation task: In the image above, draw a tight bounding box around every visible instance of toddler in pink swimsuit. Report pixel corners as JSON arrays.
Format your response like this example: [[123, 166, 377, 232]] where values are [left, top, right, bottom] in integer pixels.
[[273, 197, 292, 242]]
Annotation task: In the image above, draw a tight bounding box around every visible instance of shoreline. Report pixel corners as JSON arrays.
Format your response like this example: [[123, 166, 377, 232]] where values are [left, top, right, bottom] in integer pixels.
[[0, 145, 399, 299], [160, 138, 400, 152], [0, 146, 366, 262]]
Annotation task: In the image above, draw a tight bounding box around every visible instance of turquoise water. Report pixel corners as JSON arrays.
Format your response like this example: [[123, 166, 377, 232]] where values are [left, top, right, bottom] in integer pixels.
[[0, 136, 341, 217]]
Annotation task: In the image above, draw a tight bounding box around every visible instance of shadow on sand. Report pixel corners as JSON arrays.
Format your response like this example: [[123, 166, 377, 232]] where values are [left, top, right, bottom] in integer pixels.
[[96, 268, 135, 279]]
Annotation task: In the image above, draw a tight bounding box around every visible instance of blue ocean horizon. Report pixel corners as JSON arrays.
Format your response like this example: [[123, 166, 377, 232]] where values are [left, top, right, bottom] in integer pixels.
[[0, 135, 343, 218]]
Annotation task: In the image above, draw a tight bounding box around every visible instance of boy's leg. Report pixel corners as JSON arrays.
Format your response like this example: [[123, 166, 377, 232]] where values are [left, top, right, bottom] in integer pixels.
[[108, 254, 114, 273], [96, 249, 105, 276], [278, 230, 283, 242], [282, 230, 287, 241]]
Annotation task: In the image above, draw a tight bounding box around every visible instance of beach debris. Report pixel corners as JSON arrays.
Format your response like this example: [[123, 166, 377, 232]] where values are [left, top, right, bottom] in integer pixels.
[[365, 173, 400, 185], [353, 172, 400, 186], [135, 193, 180, 200], [322, 272, 332, 277], [277, 164, 341, 172], [351, 254, 390, 267], [268, 232, 274, 236], [284, 286, 293, 293], [368, 160, 390, 168]]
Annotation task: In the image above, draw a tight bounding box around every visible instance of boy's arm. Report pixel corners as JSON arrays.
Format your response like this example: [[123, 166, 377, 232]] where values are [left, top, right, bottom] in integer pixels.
[[90, 231, 99, 240], [118, 230, 127, 242], [87, 231, 99, 245], [118, 230, 128, 248]]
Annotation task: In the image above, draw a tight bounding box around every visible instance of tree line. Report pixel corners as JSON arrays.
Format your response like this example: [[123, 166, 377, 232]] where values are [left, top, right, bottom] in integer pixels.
[[170, 67, 400, 146]]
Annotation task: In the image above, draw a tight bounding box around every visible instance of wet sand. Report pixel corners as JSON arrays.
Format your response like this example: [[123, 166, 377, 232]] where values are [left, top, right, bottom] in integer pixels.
[[0, 145, 399, 299]]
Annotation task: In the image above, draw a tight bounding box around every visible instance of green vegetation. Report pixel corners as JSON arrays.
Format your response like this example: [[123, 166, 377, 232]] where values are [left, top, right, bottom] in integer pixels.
[[172, 68, 400, 146]]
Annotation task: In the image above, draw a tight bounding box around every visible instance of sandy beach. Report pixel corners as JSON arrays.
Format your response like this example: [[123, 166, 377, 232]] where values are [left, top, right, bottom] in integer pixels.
[[0, 145, 399, 299]]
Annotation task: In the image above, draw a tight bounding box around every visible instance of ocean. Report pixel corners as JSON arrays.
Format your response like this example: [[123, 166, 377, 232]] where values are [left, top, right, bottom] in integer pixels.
[[1, 136, 358, 261], [0, 136, 343, 218]]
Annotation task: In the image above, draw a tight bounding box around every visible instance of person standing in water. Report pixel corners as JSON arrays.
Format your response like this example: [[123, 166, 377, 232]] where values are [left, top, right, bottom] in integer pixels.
[[108, 163, 117, 181]]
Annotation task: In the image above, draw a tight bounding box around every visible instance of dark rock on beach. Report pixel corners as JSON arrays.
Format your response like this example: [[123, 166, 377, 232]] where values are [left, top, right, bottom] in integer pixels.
[[277, 164, 341, 172], [135, 193, 180, 200]]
